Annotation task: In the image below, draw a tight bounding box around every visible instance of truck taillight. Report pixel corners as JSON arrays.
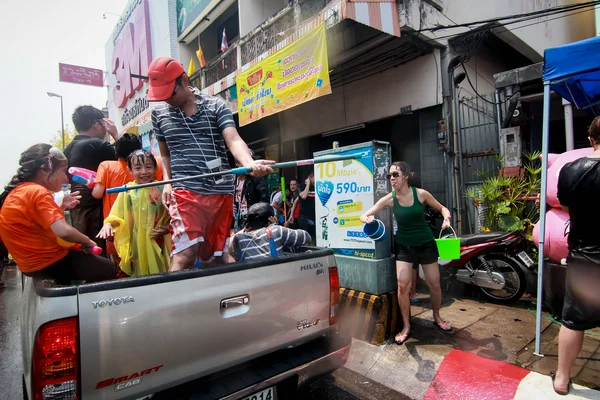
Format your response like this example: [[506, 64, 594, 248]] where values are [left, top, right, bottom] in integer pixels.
[[32, 317, 79, 400], [329, 267, 341, 325]]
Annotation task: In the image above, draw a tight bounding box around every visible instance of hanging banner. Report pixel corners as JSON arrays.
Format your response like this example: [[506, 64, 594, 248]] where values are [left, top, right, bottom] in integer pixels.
[[236, 23, 331, 126]]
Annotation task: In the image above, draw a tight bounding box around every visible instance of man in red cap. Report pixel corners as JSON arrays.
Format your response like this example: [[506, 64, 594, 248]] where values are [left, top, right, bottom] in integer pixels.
[[147, 56, 273, 270]]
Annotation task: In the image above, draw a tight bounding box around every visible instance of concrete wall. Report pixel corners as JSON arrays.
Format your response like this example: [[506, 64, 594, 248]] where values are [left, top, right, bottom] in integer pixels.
[[239, 0, 289, 37], [278, 48, 443, 142], [456, 46, 517, 98], [400, 0, 594, 62]]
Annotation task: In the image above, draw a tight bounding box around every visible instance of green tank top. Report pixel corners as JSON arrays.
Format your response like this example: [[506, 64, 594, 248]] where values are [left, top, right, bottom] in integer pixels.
[[393, 187, 435, 246]]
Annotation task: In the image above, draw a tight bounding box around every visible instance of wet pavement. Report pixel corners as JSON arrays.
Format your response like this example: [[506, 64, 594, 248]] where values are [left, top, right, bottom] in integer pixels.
[[0, 265, 22, 400]]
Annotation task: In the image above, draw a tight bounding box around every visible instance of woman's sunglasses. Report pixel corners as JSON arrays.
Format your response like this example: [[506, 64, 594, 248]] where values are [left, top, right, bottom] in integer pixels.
[[386, 172, 402, 179]]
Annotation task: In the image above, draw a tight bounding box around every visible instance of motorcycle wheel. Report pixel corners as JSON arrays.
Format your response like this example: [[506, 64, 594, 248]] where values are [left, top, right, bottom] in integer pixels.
[[478, 254, 527, 303]]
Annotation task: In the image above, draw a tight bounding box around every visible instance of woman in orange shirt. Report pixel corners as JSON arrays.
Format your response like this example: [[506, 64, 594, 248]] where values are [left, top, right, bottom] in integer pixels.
[[0, 144, 116, 285]]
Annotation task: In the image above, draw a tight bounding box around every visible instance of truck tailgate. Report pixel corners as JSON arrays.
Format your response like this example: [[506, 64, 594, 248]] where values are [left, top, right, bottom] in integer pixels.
[[78, 251, 335, 400]]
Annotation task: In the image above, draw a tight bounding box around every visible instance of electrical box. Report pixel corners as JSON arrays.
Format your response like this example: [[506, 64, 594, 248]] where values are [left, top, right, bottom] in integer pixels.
[[437, 120, 449, 150], [499, 127, 522, 167]]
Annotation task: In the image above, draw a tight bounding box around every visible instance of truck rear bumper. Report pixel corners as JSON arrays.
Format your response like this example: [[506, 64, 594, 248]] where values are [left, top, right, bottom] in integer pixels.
[[222, 342, 351, 400], [153, 330, 351, 400]]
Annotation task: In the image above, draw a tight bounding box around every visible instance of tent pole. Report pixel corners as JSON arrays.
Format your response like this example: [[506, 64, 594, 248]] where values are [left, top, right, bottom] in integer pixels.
[[535, 82, 551, 357]]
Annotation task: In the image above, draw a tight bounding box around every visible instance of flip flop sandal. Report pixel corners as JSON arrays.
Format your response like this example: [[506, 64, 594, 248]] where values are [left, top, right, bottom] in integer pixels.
[[410, 298, 421, 304], [394, 331, 411, 345], [551, 373, 570, 396], [433, 321, 452, 332]]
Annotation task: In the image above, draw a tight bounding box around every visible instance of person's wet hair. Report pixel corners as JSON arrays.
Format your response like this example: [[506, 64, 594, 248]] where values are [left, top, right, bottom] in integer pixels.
[[0, 144, 67, 208], [245, 202, 274, 230], [127, 150, 157, 170], [391, 161, 416, 178], [72, 105, 105, 133], [115, 133, 142, 160], [589, 117, 600, 145]]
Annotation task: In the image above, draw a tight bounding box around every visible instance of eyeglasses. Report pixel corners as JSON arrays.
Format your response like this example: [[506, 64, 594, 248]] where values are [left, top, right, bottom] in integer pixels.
[[386, 172, 401, 179]]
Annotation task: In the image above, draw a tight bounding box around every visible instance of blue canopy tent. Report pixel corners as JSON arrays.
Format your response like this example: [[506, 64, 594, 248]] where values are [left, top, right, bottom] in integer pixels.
[[536, 35, 600, 355]]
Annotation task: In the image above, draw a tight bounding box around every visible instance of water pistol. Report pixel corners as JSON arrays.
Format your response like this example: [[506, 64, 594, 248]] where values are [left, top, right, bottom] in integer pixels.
[[71, 244, 103, 255], [57, 238, 102, 255], [68, 167, 97, 189]]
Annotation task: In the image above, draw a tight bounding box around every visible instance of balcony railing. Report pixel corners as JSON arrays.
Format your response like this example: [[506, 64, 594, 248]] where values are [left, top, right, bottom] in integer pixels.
[[203, 39, 239, 87]]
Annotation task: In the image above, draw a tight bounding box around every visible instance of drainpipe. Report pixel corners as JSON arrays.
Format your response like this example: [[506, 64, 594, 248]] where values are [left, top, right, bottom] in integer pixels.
[[563, 98, 575, 151], [451, 80, 463, 234], [495, 90, 503, 135]]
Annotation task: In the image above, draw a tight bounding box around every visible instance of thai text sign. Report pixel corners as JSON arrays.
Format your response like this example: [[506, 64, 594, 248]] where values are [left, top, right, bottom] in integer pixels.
[[59, 63, 103, 87], [236, 23, 331, 126]]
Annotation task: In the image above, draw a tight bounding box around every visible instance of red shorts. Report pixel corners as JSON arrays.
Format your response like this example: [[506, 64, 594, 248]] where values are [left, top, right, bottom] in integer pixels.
[[169, 189, 234, 262]]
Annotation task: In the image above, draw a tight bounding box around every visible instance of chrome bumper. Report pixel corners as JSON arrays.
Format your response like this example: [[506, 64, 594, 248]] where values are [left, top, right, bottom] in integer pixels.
[[220, 343, 351, 400]]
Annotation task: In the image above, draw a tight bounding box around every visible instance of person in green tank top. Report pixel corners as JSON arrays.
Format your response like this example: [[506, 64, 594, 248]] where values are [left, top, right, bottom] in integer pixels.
[[360, 161, 452, 345]]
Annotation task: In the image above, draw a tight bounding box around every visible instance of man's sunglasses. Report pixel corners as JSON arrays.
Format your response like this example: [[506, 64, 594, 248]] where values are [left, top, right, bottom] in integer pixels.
[[386, 172, 402, 179]]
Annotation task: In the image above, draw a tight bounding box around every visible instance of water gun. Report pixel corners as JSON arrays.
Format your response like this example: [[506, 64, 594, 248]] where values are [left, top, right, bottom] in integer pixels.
[[57, 238, 102, 255], [69, 167, 96, 189]]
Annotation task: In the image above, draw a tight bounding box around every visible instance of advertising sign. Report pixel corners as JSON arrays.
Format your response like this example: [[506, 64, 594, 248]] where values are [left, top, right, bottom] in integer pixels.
[[177, 0, 214, 36], [315, 142, 392, 259], [216, 85, 238, 114], [59, 63, 104, 87], [236, 23, 331, 127]]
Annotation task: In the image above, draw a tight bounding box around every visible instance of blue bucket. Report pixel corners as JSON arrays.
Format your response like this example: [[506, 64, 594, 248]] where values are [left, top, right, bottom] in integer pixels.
[[363, 219, 386, 242]]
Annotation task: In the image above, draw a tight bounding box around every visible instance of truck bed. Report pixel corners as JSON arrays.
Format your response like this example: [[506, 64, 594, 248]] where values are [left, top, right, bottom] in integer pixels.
[[22, 247, 348, 400]]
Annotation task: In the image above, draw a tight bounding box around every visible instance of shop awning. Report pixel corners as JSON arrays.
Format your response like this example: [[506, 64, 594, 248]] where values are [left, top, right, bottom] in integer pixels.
[[536, 36, 600, 357], [543, 35, 600, 114], [324, 0, 400, 37]]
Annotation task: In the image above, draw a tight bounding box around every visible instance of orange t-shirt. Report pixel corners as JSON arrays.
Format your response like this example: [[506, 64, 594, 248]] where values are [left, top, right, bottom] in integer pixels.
[[96, 160, 134, 219], [96, 158, 164, 218], [0, 183, 68, 273]]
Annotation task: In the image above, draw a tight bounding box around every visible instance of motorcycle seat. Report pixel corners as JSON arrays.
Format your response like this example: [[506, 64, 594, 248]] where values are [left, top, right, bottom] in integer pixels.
[[459, 231, 516, 247]]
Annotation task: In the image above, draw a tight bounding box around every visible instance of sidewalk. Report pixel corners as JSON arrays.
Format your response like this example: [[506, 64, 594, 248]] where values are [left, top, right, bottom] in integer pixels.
[[344, 292, 600, 399]]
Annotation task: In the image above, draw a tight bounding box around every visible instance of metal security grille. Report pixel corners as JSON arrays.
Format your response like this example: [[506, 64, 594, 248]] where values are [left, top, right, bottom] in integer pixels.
[[458, 93, 500, 232]]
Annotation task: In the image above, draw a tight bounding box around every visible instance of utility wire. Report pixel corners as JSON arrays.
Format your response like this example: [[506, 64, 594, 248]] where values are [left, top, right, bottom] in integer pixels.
[[414, 0, 600, 33], [410, 4, 594, 48]]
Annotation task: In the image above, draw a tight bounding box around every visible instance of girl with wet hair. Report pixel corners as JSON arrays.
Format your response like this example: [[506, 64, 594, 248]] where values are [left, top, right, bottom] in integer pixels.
[[0, 144, 117, 285], [229, 202, 311, 261], [360, 161, 453, 345]]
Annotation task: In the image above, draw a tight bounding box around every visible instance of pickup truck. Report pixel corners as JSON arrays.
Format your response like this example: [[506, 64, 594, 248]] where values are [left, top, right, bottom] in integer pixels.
[[21, 247, 350, 400]]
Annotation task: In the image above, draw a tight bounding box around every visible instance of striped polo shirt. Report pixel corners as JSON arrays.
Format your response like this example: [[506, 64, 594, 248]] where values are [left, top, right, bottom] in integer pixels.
[[232, 225, 312, 261], [152, 88, 236, 195]]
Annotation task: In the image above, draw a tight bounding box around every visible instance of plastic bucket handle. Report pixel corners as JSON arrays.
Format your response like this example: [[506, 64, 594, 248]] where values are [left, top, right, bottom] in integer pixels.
[[439, 225, 458, 239]]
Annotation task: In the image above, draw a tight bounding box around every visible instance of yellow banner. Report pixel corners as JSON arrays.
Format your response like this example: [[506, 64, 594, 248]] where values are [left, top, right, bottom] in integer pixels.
[[236, 23, 331, 126]]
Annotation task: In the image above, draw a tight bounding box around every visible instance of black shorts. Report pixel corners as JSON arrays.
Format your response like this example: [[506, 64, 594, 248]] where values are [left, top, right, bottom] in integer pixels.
[[394, 240, 439, 265], [562, 252, 600, 331]]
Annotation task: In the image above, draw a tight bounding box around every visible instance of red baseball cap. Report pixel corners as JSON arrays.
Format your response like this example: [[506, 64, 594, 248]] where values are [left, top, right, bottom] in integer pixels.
[[147, 56, 185, 101]]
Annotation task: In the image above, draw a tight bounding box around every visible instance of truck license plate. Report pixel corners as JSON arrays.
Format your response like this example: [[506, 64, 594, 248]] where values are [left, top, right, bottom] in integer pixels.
[[242, 386, 275, 400], [517, 251, 534, 267]]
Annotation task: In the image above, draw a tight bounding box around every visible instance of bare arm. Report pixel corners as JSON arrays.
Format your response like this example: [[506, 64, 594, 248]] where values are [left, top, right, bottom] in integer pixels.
[[420, 189, 451, 228], [299, 180, 310, 200], [92, 183, 105, 199], [360, 193, 393, 223], [158, 141, 172, 180], [222, 127, 273, 176], [288, 197, 299, 223], [51, 219, 96, 248]]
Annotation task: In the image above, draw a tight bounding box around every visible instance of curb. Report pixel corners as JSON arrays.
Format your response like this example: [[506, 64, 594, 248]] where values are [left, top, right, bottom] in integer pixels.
[[345, 339, 600, 399]]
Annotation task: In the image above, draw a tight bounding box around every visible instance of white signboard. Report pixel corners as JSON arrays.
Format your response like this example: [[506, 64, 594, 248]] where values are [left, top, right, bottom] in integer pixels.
[[315, 145, 377, 258]]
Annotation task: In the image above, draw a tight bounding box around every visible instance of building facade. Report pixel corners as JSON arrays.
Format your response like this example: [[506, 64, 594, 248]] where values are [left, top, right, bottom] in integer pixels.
[[105, 0, 594, 231]]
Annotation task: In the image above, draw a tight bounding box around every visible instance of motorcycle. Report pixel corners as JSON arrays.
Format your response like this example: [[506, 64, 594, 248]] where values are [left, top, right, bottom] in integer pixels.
[[424, 207, 534, 303]]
